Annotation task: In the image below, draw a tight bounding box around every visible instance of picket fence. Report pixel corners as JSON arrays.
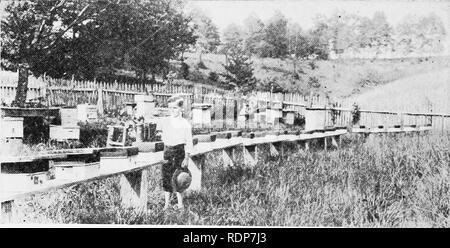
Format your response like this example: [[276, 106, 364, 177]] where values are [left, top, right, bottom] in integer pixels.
[[1, 72, 449, 131]]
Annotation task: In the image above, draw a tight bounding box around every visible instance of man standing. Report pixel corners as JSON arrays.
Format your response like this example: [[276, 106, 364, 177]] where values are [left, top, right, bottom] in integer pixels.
[[159, 94, 193, 210]]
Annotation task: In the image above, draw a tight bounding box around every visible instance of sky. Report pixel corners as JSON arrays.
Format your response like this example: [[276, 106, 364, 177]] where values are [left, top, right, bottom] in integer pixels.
[[185, 0, 450, 32]]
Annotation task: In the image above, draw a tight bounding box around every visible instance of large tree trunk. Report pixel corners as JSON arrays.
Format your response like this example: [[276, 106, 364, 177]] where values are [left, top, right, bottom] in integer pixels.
[[14, 64, 29, 107]]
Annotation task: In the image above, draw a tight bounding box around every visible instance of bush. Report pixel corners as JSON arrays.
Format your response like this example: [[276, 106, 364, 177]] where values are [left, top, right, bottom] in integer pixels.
[[197, 60, 207, 69], [208, 71, 219, 82], [308, 76, 321, 88], [309, 61, 317, 70], [357, 69, 386, 88], [78, 121, 110, 147], [180, 62, 190, 79], [351, 103, 361, 125]]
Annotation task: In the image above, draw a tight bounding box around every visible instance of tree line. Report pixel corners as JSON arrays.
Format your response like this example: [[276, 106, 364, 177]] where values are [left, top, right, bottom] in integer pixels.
[[195, 9, 446, 61], [0, 1, 447, 100]]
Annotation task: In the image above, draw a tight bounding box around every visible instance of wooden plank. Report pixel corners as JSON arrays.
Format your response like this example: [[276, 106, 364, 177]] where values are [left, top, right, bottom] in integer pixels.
[[119, 169, 149, 211], [1, 152, 165, 203]]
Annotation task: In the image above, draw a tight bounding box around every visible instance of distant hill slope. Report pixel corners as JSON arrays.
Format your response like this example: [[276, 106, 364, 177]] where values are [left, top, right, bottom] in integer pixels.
[[349, 68, 450, 113], [182, 52, 450, 101]]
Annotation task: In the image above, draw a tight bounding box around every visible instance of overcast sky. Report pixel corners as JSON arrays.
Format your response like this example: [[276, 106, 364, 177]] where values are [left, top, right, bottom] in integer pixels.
[[185, 0, 450, 32]]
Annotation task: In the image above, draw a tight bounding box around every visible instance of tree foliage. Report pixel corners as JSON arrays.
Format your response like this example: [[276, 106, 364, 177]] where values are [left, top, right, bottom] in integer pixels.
[[1, 0, 197, 80], [221, 43, 256, 94], [189, 8, 221, 60], [395, 13, 447, 55]]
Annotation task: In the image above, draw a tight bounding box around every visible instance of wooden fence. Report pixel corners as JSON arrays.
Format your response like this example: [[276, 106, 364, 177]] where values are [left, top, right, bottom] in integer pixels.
[[1, 72, 449, 131]]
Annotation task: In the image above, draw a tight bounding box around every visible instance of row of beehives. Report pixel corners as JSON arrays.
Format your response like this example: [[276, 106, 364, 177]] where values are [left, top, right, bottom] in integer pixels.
[[0, 104, 98, 145], [0, 147, 141, 192]]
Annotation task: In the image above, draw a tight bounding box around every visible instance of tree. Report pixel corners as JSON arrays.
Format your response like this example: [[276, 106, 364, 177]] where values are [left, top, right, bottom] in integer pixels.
[[1, 0, 97, 106], [261, 11, 289, 58], [355, 11, 393, 56], [1, 0, 197, 84], [220, 23, 244, 66], [189, 8, 220, 64], [221, 43, 256, 95], [242, 13, 265, 55], [395, 13, 447, 55]]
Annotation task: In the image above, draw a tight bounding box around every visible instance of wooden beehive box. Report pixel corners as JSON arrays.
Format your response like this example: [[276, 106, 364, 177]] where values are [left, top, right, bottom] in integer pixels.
[[0, 159, 50, 191], [60, 107, 78, 126], [50, 125, 80, 141], [0, 117, 24, 139], [304, 107, 326, 131], [283, 110, 297, 125], [135, 94, 155, 121], [77, 104, 98, 122], [192, 103, 212, 128], [53, 161, 100, 180]]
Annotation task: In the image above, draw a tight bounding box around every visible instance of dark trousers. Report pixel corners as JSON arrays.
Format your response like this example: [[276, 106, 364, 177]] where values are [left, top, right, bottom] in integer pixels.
[[162, 144, 185, 192]]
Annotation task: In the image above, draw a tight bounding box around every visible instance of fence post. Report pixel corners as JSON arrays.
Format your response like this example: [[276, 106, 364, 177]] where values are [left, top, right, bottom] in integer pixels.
[[97, 88, 104, 116]]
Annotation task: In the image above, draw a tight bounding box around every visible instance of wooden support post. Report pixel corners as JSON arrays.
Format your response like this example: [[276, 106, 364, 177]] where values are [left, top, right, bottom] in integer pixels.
[[185, 155, 205, 195], [222, 148, 234, 167], [331, 136, 339, 148], [305, 141, 310, 151], [324, 137, 327, 151], [97, 88, 104, 116], [1, 200, 17, 224], [272, 142, 283, 159], [243, 145, 258, 166], [119, 169, 149, 211]]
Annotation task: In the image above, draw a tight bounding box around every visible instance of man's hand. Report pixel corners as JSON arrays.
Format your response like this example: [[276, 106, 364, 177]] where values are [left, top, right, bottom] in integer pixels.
[[181, 157, 189, 168]]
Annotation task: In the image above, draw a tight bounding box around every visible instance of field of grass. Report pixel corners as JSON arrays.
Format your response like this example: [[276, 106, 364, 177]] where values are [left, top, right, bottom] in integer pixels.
[[349, 68, 450, 114], [14, 131, 450, 227], [182, 52, 450, 100]]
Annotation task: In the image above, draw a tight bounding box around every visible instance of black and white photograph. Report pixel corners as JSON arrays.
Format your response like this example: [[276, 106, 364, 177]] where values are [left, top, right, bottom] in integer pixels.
[[0, 0, 449, 231]]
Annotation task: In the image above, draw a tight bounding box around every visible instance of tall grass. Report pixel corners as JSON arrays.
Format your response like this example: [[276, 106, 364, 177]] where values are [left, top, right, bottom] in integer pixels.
[[16, 132, 450, 226]]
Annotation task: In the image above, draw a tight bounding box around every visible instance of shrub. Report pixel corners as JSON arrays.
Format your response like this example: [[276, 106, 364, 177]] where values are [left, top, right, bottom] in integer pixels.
[[357, 69, 386, 88], [308, 76, 321, 88], [351, 103, 361, 125], [208, 71, 219, 82], [197, 60, 207, 69], [309, 60, 317, 70], [180, 62, 190, 79]]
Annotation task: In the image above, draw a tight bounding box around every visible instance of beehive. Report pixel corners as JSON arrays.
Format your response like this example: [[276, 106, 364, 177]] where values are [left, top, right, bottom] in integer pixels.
[[77, 104, 98, 122], [50, 125, 80, 141], [192, 103, 212, 129], [0, 117, 24, 139], [283, 110, 297, 125], [60, 108, 78, 126], [53, 161, 100, 180], [304, 107, 327, 131], [135, 95, 155, 121]]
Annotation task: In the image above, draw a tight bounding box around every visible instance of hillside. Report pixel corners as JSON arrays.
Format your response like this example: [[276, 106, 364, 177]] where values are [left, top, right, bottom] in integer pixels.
[[349, 68, 450, 113], [181, 52, 450, 101]]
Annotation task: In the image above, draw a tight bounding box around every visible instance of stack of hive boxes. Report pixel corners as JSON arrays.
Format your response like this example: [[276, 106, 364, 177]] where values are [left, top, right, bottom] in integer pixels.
[[50, 107, 80, 141], [0, 116, 24, 146]]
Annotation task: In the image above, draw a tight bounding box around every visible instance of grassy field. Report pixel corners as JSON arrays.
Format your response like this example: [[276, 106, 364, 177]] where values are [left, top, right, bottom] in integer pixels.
[[182, 52, 450, 100], [15, 131, 450, 227], [349, 68, 450, 114]]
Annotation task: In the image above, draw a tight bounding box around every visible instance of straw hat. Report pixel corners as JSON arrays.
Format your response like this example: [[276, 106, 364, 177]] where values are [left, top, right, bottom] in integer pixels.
[[171, 167, 192, 193]]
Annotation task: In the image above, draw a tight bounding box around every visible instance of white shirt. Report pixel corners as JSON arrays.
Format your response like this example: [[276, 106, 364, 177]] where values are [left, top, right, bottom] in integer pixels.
[[158, 116, 193, 154]]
